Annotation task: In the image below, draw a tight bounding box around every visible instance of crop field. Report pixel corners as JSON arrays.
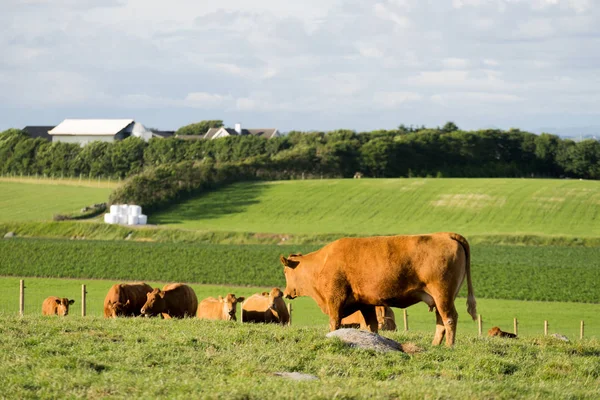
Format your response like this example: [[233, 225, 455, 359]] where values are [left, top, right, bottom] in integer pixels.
[[1, 238, 599, 303], [0, 276, 598, 339], [151, 178, 600, 237], [1, 315, 599, 399], [0, 180, 112, 222]]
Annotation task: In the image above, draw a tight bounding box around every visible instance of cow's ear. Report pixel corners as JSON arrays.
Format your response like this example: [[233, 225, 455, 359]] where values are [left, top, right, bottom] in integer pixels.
[[68, 299, 75, 305], [218, 296, 223, 302], [280, 256, 299, 269], [261, 292, 268, 296], [236, 297, 245, 303], [54, 298, 61, 304]]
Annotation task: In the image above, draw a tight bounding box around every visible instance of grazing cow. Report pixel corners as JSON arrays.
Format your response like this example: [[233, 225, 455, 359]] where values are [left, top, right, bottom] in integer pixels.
[[42, 297, 74, 316], [340, 306, 397, 331], [241, 288, 290, 325], [488, 326, 517, 339], [103, 282, 154, 318], [140, 283, 198, 318], [197, 294, 245, 321], [280, 232, 476, 346]]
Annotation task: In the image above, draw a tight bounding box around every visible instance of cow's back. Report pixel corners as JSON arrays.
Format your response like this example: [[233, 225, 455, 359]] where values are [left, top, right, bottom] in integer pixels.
[[197, 297, 223, 320], [162, 283, 198, 318], [42, 296, 60, 315], [241, 294, 270, 323]]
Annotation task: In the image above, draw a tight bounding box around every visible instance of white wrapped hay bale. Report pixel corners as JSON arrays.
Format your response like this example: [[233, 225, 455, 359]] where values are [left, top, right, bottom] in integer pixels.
[[127, 215, 139, 225], [138, 214, 147, 225], [109, 205, 119, 215], [118, 215, 128, 225], [119, 204, 129, 216], [129, 205, 142, 216], [104, 213, 113, 224]]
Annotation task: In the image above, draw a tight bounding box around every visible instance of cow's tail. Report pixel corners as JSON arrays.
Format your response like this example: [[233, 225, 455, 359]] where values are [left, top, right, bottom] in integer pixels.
[[450, 233, 477, 320]]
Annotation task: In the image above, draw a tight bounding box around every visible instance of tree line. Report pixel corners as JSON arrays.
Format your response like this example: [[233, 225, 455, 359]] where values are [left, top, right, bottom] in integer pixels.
[[1, 124, 599, 181]]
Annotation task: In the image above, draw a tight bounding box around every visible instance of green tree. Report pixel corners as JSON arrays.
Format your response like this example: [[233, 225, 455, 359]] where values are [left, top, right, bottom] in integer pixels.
[[176, 120, 224, 136]]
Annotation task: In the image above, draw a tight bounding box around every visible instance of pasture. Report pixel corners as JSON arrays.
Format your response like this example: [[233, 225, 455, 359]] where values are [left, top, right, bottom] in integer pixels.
[[0, 180, 112, 222], [0, 276, 599, 339], [151, 178, 600, 238], [0, 315, 599, 399]]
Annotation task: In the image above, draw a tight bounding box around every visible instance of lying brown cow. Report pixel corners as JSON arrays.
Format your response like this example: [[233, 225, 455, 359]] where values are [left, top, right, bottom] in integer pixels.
[[197, 294, 245, 321], [42, 297, 74, 316], [341, 306, 396, 331], [281, 232, 477, 346], [140, 283, 198, 318], [103, 282, 154, 318], [488, 326, 517, 338], [241, 288, 290, 325]]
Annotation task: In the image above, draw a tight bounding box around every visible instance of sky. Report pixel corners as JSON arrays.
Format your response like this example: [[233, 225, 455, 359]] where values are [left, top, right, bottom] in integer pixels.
[[2, 0, 600, 134]]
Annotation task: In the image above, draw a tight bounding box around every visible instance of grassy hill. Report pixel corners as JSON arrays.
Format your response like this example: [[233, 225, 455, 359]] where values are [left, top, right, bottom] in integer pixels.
[[0, 179, 112, 222], [151, 178, 600, 238]]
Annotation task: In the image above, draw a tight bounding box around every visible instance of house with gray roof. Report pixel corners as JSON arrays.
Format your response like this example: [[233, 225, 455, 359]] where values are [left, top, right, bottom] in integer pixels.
[[203, 123, 280, 140]]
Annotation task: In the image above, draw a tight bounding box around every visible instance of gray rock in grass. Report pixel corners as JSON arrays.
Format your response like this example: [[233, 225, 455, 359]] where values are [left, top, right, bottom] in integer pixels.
[[273, 372, 319, 381], [326, 328, 403, 353], [4, 231, 15, 239]]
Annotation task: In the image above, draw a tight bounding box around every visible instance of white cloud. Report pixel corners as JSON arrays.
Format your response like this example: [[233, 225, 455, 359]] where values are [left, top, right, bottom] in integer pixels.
[[373, 3, 411, 28], [374, 91, 423, 108], [431, 92, 524, 105], [184, 92, 234, 108], [442, 58, 470, 69]]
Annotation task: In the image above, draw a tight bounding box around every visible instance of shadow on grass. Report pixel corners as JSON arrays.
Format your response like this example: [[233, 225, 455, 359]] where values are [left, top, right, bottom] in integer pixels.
[[151, 182, 267, 224]]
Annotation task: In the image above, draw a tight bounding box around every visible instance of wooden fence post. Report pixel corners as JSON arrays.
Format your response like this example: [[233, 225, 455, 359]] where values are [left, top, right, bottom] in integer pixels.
[[287, 303, 292, 326], [478, 314, 482, 336], [81, 285, 87, 317], [580, 320, 584, 339], [544, 320, 548, 335], [403, 309, 408, 331], [514, 318, 518, 336], [19, 280, 25, 317]]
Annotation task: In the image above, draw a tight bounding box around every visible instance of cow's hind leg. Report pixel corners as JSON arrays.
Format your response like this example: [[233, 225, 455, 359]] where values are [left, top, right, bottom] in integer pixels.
[[359, 306, 379, 333], [436, 300, 459, 347], [432, 310, 446, 346]]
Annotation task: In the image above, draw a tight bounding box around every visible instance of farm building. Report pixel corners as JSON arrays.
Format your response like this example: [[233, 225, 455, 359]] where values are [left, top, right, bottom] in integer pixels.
[[22, 126, 55, 141], [48, 119, 156, 145], [202, 123, 280, 140]]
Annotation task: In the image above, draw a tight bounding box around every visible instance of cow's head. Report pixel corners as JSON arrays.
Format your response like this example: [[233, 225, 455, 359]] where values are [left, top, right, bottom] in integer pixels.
[[267, 287, 284, 310], [280, 254, 302, 299], [140, 289, 165, 317], [56, 298, 75, 316], [219, 294, 245, 321], [106, 299, 131, 318]]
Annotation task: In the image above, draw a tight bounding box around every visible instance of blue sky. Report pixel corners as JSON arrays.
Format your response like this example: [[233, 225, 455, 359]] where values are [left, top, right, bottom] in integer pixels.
[[2, 0, 599, 134]]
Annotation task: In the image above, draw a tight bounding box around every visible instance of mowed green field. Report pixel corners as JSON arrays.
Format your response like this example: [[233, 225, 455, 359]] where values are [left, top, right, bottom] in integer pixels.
[[151, 178, 600, 237], [0, 180, 112, 222], [0, 277, 598, 339]]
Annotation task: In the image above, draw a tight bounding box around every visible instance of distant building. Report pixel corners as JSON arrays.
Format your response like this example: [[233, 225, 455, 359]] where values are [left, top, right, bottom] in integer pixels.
[[22, 126, 55, 141], [203, 123, 280, 140], [49, 119, 154, 145]]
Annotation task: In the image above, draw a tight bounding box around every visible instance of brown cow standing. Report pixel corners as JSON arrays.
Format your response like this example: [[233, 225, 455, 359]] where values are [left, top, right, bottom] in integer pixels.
[[280, 232, 476, 346], [488, 326, 517, 338], [140, 283, 198, 318], [197, 294, 245, 321], [104, 282, 154, 318], [341, 306, 397, 331], [42, 297, 74, 316], [241, 288, 290, 325]]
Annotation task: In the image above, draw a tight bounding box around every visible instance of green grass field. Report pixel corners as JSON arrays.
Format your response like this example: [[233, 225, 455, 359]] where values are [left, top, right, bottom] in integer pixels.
[[1, 315, 599, 399], [151, 178, 600, 237], [0, 180, 112, 222], [1, 277, 598, 339]]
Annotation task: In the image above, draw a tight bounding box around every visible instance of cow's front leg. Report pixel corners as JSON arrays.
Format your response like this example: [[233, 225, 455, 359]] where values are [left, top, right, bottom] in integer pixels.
[[328, 306, 342, 331], [360, 306, 379, 333]]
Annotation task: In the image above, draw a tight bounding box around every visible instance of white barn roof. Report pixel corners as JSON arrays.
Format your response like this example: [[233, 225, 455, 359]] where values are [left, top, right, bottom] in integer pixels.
[[49, 119, 134, 136]]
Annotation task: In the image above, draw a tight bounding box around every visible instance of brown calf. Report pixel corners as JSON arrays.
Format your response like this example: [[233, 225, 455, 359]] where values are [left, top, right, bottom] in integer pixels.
[[42, 297, 74, 316]]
